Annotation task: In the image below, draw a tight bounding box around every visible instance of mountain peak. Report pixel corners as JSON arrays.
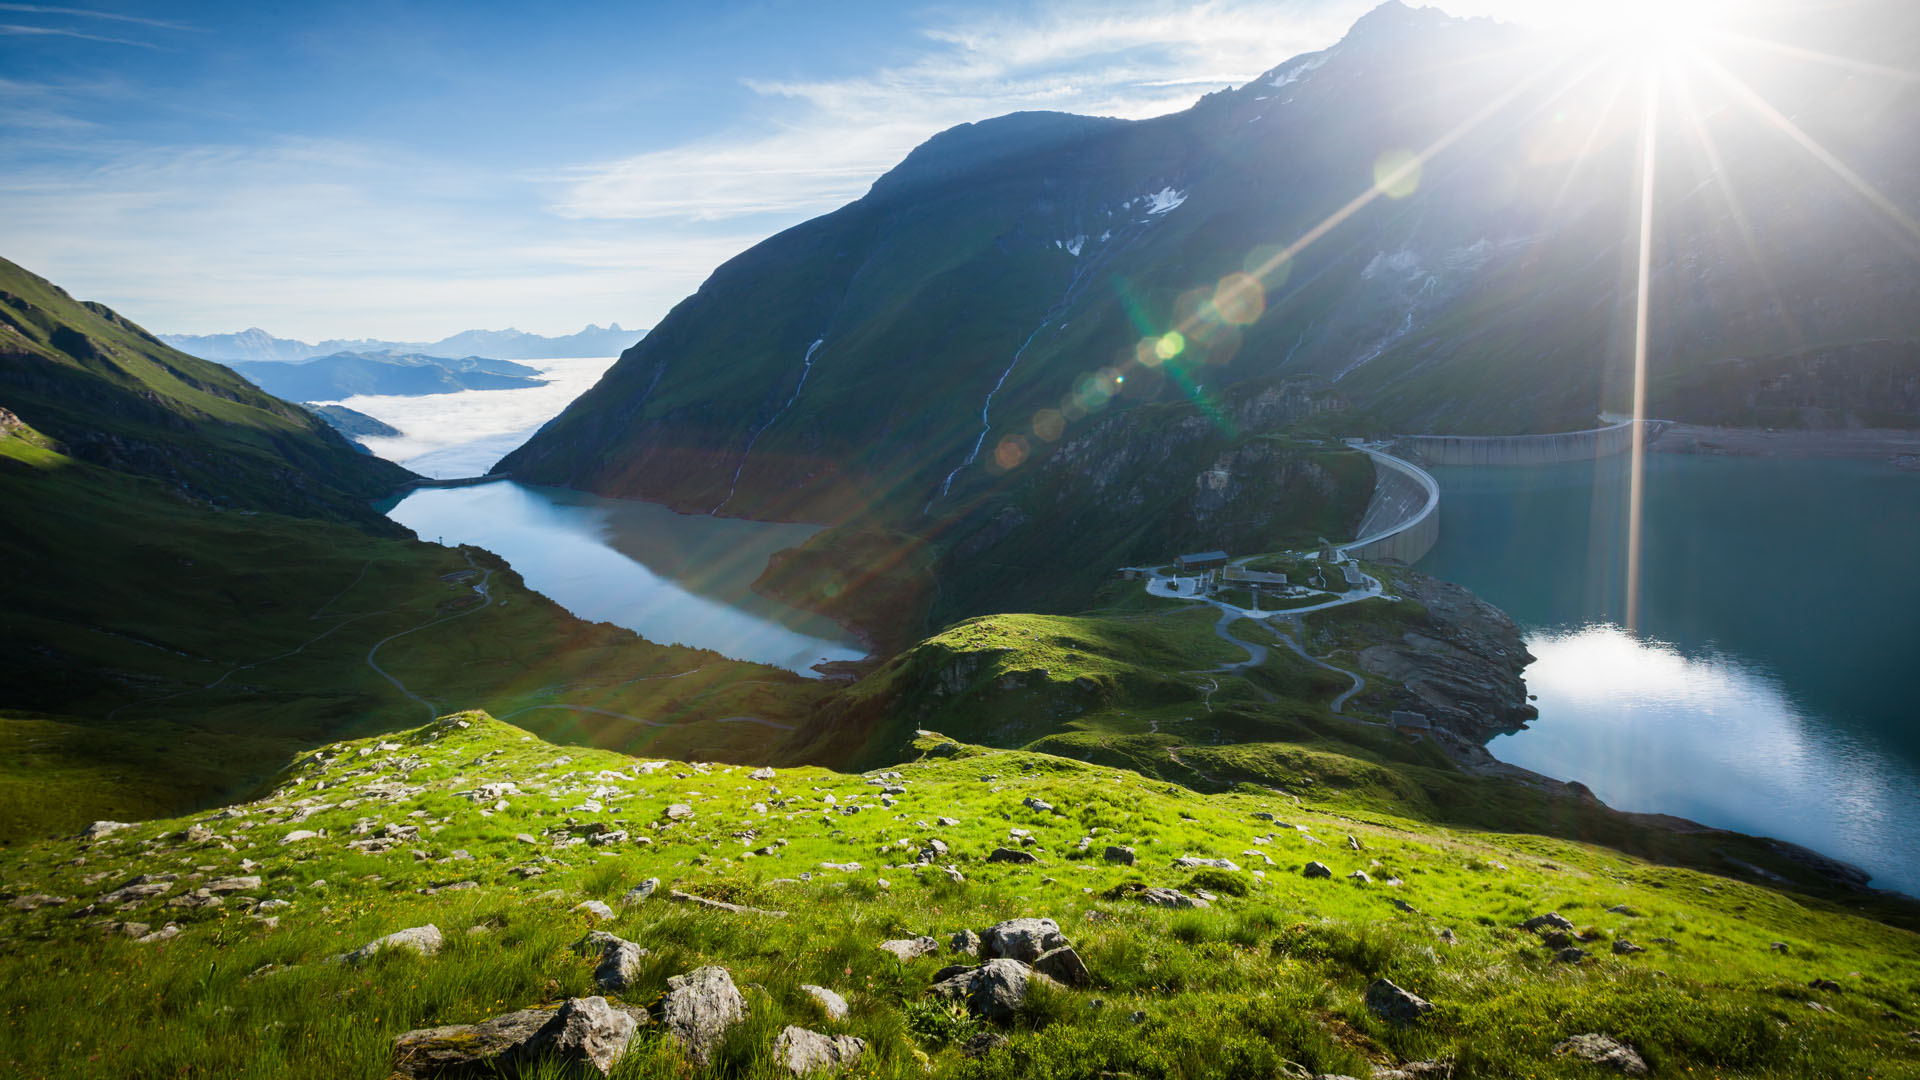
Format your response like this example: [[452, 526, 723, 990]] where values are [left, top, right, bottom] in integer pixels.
[[1341, 0, 1455, 45]]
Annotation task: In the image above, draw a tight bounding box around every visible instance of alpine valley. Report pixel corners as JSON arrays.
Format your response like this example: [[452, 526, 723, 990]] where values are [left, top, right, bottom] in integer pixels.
[[2, 3, 1918, 1080]]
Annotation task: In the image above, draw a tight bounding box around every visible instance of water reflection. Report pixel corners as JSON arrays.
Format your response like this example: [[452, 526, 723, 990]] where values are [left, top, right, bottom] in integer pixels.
[[386, 482, 864, 676], [1498, 623, 1919, 893]]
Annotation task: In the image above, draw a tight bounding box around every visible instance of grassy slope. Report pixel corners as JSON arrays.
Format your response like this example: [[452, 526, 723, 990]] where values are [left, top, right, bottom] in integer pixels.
[[0, 426, 829, 843], [0, 257, 409, 525], [0, 712, 1913, 1078]]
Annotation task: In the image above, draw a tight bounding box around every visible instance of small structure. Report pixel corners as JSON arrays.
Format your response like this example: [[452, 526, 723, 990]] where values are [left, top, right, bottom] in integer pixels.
[[1225, 567, 1289, 586], [1340, 564, 1366, 588], [1176, 550, 1229, 572], [1389, 711, 1431, 732]]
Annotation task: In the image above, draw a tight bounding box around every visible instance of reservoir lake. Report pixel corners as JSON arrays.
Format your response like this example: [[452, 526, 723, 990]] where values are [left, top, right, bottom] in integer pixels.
[[1418, 452, 1920, 894]]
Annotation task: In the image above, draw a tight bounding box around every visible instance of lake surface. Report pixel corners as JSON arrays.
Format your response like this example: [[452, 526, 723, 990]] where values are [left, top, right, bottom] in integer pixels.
[[1418, 453, 1920, 894], [386, 481, 866, 676]]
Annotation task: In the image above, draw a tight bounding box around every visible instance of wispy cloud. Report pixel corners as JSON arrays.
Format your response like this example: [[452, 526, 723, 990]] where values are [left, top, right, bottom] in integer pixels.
[[553, 0, 1367, 223], [0, 3, 193, 30], [0, 21, 160, 47]]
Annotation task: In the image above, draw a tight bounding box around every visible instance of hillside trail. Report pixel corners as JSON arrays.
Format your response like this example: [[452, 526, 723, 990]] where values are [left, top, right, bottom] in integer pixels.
[[366, 552, 494, 721]]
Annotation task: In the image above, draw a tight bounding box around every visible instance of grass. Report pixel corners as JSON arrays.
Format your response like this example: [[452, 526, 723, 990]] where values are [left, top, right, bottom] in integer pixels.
[[0, 712, 1914, 1078]]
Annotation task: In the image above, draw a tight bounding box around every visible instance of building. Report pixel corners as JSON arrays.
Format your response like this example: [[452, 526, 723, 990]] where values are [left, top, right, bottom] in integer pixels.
[[1176, 550, 1229, 572], [1224, 567, 1288, 586]]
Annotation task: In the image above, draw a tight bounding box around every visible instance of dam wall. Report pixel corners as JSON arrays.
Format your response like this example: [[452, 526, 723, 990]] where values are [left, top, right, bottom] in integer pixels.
[[1400, 419, 1666, 466], [1342, 448, 1440, 564]]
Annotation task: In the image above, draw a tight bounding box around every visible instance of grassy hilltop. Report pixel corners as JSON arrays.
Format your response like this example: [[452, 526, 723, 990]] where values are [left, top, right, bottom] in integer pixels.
[[1, 712, 1914, 1079]]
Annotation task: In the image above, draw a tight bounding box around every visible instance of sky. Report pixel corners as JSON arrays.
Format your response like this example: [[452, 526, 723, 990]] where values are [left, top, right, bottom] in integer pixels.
[[0, 0, 1556, 341]]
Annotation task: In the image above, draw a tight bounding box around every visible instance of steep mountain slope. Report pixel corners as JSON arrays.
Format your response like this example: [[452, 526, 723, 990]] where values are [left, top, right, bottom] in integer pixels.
[[501, 1, 1920, 529], [0, 257, 410, 526]]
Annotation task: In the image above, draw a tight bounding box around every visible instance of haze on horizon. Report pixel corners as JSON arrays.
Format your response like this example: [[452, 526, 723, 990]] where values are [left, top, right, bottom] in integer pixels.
[[4, 0, 1581, 343]]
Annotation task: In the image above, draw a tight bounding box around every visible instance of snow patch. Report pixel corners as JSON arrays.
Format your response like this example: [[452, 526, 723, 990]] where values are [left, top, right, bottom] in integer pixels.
[[1269, 51, 1332, 90], [1361, 249, 1424, 281], [1055, 234, 1087, 257], [1141, 187, 1188, 215]]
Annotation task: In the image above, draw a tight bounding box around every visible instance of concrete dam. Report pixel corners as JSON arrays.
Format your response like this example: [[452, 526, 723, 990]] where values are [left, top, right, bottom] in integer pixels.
[[1341, 447, 1441, 564], [1398, 419, 1667, 467]]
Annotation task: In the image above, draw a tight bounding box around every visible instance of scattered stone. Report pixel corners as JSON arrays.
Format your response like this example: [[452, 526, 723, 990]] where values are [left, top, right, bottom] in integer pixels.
[[205, 875, 261, 894], [1552, 1033, 1649, 1076], [99, 880, 173, 905], [665, 804, 694, 821], [281, 830, 319, 845], [622, 878, 660, 906], [525, 996, 642, 1076], [986, 847, 1039, 865], [982, 917, 1067, 962], [879, 936, 941, 961], [574, 931, 648, 993], [819, 862, 862, 873], [1302, 862, 1333, 879], [1521, 912, 1575, 933], [1436, 928, 1457, 946], [961, 1031, 1010, 1058], [1808, 978, 1842, 992], [1022, 796, 1055, 814], [1613, 940, 1646, 955], [1606, 904, 1639, 915], [1556, 947, 1589, 964], [774, 1025, 865, 1076], [391, 997, 646, 1079], [1364, 979, 1434, 1026], [749, 767, 776, 781], [7, 893, 66, 911], [1347, 835, 1363, 851], [660, 966, 746, 1066], [1033, 945, 1091, 987], [1173, 856, 1240, 871], [331, 924, 443, 965], [802, 984, 848, 1021], [1348, 871, 1372, 884], [937, 817, 961, 827], [167, 888, 223, 910], [1103, 845, 1136, 866], [81, 821, 133, 840], [950, 929, 983, 957], [1132, 887, 1209, 910], [1770, 941, 1790, 954], [928, 958, 1060, 1022], [576, 900, 615, 921], [136, 924, 180, 944]]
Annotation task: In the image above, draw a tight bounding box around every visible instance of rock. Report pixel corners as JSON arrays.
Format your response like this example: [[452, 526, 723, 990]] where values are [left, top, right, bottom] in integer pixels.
[[1302, 861, 1333, 879], [1436, 928, 1457, 946], [1808, 978, 1842, 992], [281, 829, 319, 845], [1347, 835, 1363, 851], [950, 929, 983, 957], [1613, 939, 1646, 955], [576, 900, 615, 921], [1770, 941, 1790, 954], [391, 997, 648, 1079], [774, 1025, 865, 1076], [1022, 796, 1056, 814], [1552, 1033, 1649, 1076], [665, 804, 694, 821], [928, 958, 1060, 1022], [1348, 871, 1372, 884], [167, 888, 223, 910], [986, 847, 1038, 865], [1606, 904, 1639, 915], [1103, 845, 1136, 866], [801, 984, 848, 1020], [660, 966, 747, 1065], [573, 931, 648, 993], [1364, 979, 1433, 1026], [879, 936, 941, 961], [1521, 912, 1575, 933], [982, 917, 1067, 962], [516, 833, 538, 845], [205, 876, 262, 894], [1173, 856, 1240, 871], [81, 821, 133, 840], [1032, 945, 1091, 987], [962, 1031, 1010, 1058], [7, 893, 67, 911], [918, 838, 950, 861], [523, 996, 641, 1077], [819, 862, 862, 873], [750, 767, 776, 781], [1556, 947, 1589, 964], [99, 881, 173, 905], [135, 924, 180, 944], [937, 817, 961, 827], [1133, 887, 1208, 910], [622, 878, 660, 905], [332, 924, 443, 965]]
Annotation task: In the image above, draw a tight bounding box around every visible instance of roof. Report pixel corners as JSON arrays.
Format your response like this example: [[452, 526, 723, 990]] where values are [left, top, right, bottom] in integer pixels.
[[1178, 550, 1229, 562]]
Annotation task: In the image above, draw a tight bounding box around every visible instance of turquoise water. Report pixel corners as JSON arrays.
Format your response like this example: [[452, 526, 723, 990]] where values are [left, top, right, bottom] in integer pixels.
[[1418, 453, 1920, 894], [385, 482, 865, 676]]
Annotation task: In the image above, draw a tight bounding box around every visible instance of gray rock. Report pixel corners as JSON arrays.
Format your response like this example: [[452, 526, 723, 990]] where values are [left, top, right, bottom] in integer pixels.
[[1556, 947, 1589, 964], [1032, 945, 1091, 987], [1613, 939, 1646, 955], [1103, 845, 1136, 866], [878, 936, 941, 961], [391, 997, 648, 1078], [1347, 835, 1363, 851], [281, 829, 319, 845], [1364, 979, 1433, 1025], [950, 929, 983, 957], [622, 878, 660, 905], [1348, 871, 1372, 884], [1606, 904, 1639, 915], [575, 900, 615, 921], [332, 924, 443, 965], [81, 821, 133, 840], [135, 923, 180, 944], [1302, 861, 1333, 879], [1808, 978, 1841, 992], [1770, 941, 1790, 954], [205, 876, 262, 894], [801, 984, 848, 1020], [573, 931, 648, 993], [749, 767, 776, 781], [986, 847, 1038, 864], [773, 1025, 865, 1076], [167, 888, 223, 910], [1552, 1033, 1649, 1076], [660, 966, 746, 1065], [99, 881, 173, 905], [522, 996, 641, 1076], [1022, 796, 1056, 814], [1521, 912, 1575, 933], [1133, 887, 1208, 909], [982, 917, 1067, 962], [961, 1031, 1010, 1058], [1173, 856, 1240, 871], [665, 804, 694, 820], [928, 958, 1060, 1022], [937, 817, 961, 827]]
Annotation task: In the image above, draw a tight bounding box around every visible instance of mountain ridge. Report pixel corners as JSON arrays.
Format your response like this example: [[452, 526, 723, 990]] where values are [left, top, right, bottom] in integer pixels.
[[162, 323, 645, 364]]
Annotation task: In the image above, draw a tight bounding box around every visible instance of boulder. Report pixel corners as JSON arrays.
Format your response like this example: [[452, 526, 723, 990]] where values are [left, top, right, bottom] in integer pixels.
[[986, 847, 1038, 865], [1133, 887, 1208, 910], [1173, 856, 1240, 871], [391, 997, 647, 1078], [773, 1025, 865, 1076], [281, 830, 319, 845], [962, 1031, 1010, 1058], [522, 996, 642, 1076], [622, 878, 660, 905], [1103, 845, 1137, 866], [205, 876, 262, 894], [1022, 796, 1056, 814], [665, 804, 694, 821], [167, 888, 223, 910], [982, 917, 1067, 962], [660, 966, 746, 1065], [801, 984, 848, 1020], [749, 767, 776, 781], [81, 821, 132, 840], [1364, 979, 1433, 1026], [1348, 871, 1372, 884], [1032, 945, 1091, 987], [1552, 1033, 1649, 1076], [1302, 862, 1333, 879], [1556, 947, 1588, 964], [1613, 940, 1646, 955], [573, 931, 648, 993], [332, 924, 443, 965], [950, 929, 983, 957], [878, 936, 941, 961], [1521, 912, 1575, 933], [928, 959, 1060, 1022], [575, 900, 615, 921]]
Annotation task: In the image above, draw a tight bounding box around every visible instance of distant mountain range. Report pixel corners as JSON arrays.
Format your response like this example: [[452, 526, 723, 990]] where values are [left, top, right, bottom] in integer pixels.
[[161, 323, 644, 363], [231, 352, 547, 401]]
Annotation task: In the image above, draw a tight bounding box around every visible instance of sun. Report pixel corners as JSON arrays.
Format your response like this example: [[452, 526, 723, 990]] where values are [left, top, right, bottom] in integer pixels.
[[1536, 0, 1741, 55]]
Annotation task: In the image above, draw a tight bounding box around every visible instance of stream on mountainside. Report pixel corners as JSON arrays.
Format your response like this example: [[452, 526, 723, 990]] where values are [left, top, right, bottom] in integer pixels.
[[1417, 452, 1920, 895]]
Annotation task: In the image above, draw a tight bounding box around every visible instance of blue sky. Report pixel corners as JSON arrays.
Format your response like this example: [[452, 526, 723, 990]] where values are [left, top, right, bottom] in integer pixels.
[[0, 0, 1538, 340]]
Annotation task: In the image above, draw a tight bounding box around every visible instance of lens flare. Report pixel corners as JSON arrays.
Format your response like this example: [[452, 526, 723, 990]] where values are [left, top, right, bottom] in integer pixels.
[[1031, 408, 1065, 442], [1213, 273, 1266, 326], [1155, 332, 1186, 361], [1373, 149, 1423, 199], [992, 434, 1029, 470]]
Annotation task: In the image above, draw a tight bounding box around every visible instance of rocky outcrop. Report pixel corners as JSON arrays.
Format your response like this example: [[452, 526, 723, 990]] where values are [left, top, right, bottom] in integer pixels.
[[390, 996, 646, 1078], [928, 958, 1061, 1021], [659, 965, 746, 1066]]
